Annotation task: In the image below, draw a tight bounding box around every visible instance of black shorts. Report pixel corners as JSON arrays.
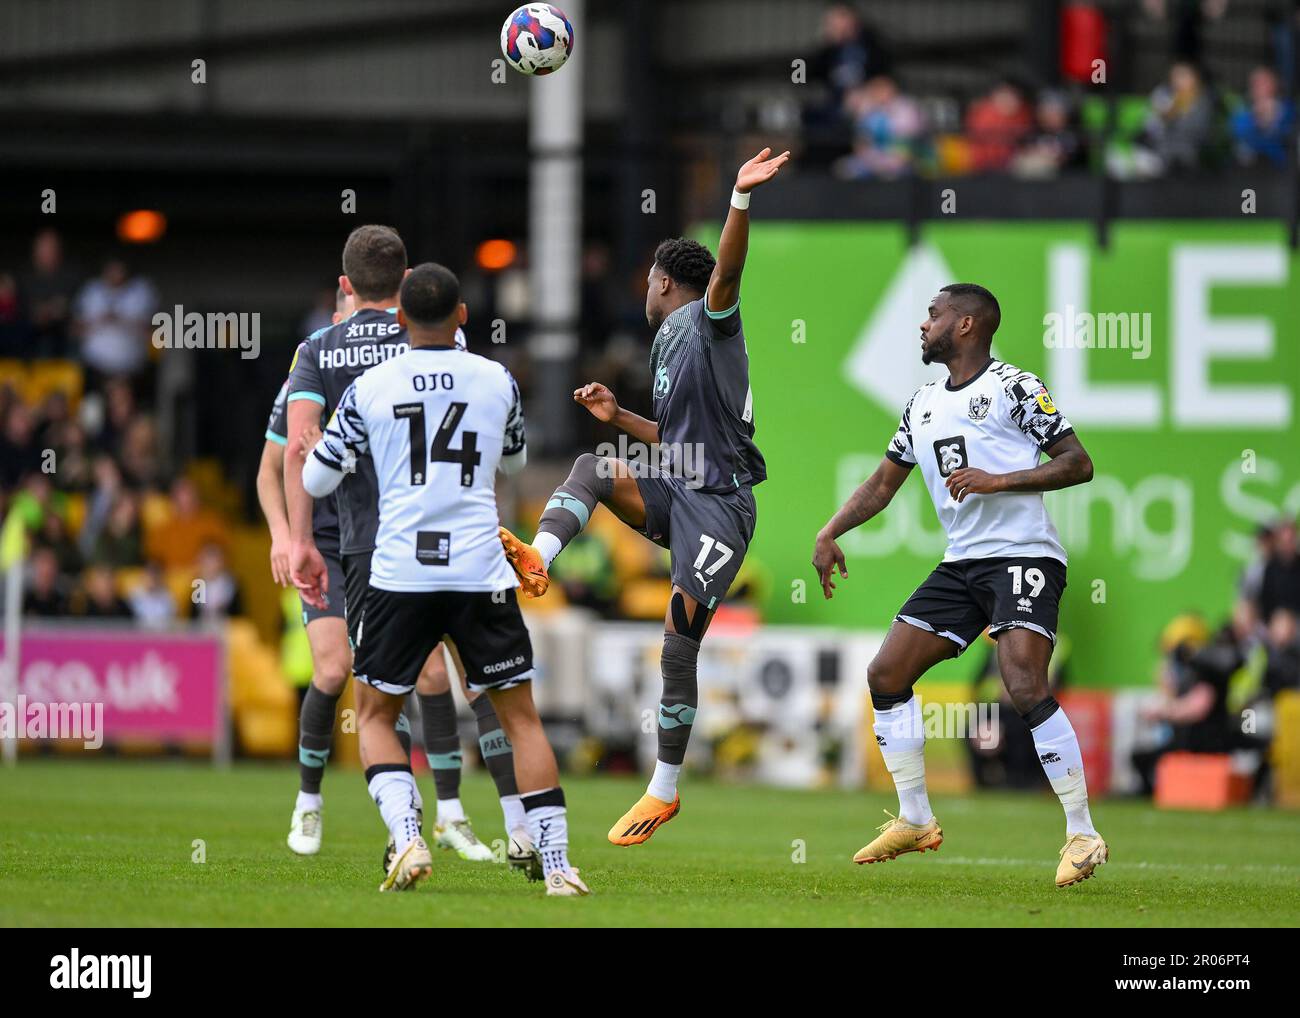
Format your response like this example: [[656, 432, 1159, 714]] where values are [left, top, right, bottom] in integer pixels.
[[633, 466, 757, 609], [301, 547, 346, 626], [352, 586, 534, 695], [342, 551, 373, 648], [895, 556, 1067, 654]]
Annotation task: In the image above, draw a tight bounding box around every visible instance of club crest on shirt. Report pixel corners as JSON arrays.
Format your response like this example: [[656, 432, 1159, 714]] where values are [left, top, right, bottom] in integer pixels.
[[968, 394, 991, 421]]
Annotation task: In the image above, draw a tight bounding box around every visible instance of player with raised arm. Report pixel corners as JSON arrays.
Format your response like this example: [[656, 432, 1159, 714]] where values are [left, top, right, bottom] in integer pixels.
[[497, 147, 788, 846], [282, 226, 526, 868], [811, 284, 1107, 888], [301, 263, 587, 895]]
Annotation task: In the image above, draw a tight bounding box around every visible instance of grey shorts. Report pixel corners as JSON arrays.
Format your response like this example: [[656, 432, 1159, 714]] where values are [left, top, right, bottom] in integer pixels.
[[301, 547, 346, 626], [633, 467, 757, 609]]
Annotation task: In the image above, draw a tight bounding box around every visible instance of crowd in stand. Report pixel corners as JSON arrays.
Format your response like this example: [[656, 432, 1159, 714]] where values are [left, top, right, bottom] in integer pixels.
[[0, 227, 243, 627], [804, 3, 1296, 181]]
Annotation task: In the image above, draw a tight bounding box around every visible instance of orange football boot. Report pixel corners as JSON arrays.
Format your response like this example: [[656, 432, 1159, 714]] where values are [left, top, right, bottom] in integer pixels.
[[608, 793, 680, 846], [499, 526, 549, 598]]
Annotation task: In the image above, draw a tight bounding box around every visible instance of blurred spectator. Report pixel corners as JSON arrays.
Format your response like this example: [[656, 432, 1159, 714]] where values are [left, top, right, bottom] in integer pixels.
[[1141, 0, 1230, 66], [73, 256, 157, 379], [1131, 612, 1242, 794], [78, 564, 131, 619], [146, 477, 228, 571], [1137, 61, 1216, 174], [20, 228, 80, 358], [1013, 90, 1087, 177], [1258, 518, 1300, 621], [78, 454, 123, 558], [92, 491, 144, 569], [833, 76, 927, 180], [806, 4, 890, 128], [1263, 608, 1300, 695], [34, 511, 83, 576], [1238, 521, 1275, 613], [191, 542, 242, 620], [965, 79, 1034, 173], [299, 286, 337, 338], [1231, 65, 1295, 168], [128, 561, 178, 629], [0, 272, 31, 353], [118, 415, 162, 488], [0, 400, 42, 488], [46, 418, 94, 492], [23, 546, 69, 617]]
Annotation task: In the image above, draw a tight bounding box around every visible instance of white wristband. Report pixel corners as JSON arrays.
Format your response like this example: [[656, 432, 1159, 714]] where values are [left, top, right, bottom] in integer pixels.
[[730, 188, 751, 210]]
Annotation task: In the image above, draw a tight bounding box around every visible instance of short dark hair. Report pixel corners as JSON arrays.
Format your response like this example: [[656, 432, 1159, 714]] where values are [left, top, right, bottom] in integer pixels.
[[653, 237, 715, 293], [342, 225, 406, 302], [940, 282, 1001, 338], [399, 262, 460, 327]]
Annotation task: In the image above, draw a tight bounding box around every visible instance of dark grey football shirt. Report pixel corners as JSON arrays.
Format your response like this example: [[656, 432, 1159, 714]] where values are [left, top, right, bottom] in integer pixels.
[[266, 377, 339, 555], [285, 308, 410, 556], [648, 297, 765, 493]]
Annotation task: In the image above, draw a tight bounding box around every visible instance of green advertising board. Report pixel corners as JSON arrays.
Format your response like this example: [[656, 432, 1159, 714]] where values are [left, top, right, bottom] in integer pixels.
[[699, 220, 1300, 687]]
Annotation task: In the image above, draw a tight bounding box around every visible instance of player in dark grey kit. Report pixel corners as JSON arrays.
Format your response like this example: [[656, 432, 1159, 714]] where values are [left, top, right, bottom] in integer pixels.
[[499, 147, 789, 846]]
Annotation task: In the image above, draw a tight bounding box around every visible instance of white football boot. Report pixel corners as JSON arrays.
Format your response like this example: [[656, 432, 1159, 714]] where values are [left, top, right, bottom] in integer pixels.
[[508, 827, 543, 881], [287, 806, 322, 855], [380, 836, 433, 892], [545, 868, 591, 897], [434, 817, 495, 862]]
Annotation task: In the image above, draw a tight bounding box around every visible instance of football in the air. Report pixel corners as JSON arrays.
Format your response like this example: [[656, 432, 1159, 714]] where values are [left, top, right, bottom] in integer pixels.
[[500, 4, 574, 76]]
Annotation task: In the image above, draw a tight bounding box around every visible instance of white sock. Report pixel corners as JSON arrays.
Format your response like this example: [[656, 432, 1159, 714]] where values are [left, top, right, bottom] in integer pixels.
[[873, 695, 932, 824], [295, 790, 322, 813], [523, 793, 570, 877], [500, 794, 526, 836], [367, 770, 421, 854], [646, 760, 682, 803], [534, 531, 563, 568], [436, 796, 466, 824], [1030, 705, 1097, 837]]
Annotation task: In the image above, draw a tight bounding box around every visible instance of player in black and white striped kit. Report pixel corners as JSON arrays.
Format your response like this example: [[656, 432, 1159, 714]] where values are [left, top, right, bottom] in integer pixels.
[[812, 283, 1108, 888]]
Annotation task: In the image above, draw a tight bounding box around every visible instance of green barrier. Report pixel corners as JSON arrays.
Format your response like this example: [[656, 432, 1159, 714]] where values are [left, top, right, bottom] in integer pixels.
[[694, 220, 1300, 686]]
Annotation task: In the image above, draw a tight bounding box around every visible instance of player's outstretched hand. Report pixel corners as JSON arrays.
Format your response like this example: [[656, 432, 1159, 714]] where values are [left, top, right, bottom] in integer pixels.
[[269, 533, 291, 587], [945, 467, 1004, 503], [812, 531, 847, 600], [290, 539, 329, 610], [735, 147, 791, 193], [574, 382, 618, 422]]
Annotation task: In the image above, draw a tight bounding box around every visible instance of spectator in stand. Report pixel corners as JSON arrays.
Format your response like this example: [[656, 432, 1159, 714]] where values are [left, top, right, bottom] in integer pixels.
[[47, 418, 94, 492], [128, 560, 178, 629], [146, 477, 228, 572], [93, 376, 137, 458], [1138, 61, 1216, 174], [1258, 517, 1300, 622], [0, 402, 42, 489], [1231, 65, 1295, 168], [1013, 90, 1088, 177], [23, 546, 69, 617], [806, 4, 890, 129], [78, 454, 123, 559], [78, 564, 132, 619], [35, 511, 83, 576], [833, 75, 927, 180], [965, 79, 1034, 173], [0, 272, 30, 354], [21, 228, 80, 358], [73, 255, 157, 380], [190, 542, 242, 620], [1263, 608, 1300, 696], [92, 491, 144, 569], [118, 414, 162, 488]]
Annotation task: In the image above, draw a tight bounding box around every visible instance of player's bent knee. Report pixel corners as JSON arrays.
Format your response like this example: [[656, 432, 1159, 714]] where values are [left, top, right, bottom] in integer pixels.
[[866, 657, 910, 698]]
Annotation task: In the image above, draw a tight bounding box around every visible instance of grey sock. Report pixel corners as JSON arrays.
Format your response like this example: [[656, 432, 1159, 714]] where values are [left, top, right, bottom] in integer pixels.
[[657, 632, 700, 766], [537, 452, 613, 550], [418, 691, 462, 802], [471, 695, 517, 798], [298, 684, 341, 795]]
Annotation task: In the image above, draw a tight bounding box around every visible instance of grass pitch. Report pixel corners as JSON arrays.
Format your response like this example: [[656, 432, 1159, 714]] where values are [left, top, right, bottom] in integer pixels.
[[1, 760, 1297, 927]]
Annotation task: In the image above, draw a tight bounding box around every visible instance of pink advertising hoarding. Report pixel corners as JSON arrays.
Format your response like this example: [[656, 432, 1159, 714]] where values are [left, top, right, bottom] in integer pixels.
[[3, 625, 227, 755]]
